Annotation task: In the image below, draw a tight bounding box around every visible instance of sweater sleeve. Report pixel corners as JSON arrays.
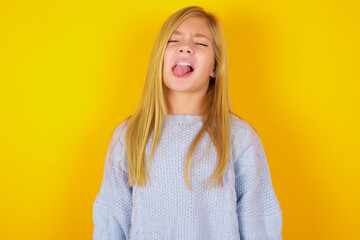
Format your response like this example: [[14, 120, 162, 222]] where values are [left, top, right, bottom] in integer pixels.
[[92, 123, 132, 240], [233, 121, 283, 240]]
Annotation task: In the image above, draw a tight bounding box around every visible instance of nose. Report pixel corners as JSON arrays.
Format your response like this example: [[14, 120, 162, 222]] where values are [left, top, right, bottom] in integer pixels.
[[177, 43, 193, 54]]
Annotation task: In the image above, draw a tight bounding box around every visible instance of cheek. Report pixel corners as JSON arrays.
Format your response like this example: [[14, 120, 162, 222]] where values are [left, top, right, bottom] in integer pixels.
[[204, 55, 215, 72], [201, 49, 215, 68], [162, 55, 171, 81], [163, 56, 171, 73], [163, 47, 171, 64]]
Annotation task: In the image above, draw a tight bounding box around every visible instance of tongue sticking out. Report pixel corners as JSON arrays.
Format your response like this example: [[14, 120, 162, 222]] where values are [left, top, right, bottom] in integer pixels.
[[173, 65, 192, 78]]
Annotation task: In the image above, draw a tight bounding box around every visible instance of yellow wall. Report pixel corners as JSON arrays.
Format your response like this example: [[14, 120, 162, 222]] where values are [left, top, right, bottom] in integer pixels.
[[1, 0, 359, 239]]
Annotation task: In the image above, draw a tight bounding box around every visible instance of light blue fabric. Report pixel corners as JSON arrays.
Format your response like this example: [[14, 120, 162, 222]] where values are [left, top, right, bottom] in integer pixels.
[[93, 114, 283, 239]]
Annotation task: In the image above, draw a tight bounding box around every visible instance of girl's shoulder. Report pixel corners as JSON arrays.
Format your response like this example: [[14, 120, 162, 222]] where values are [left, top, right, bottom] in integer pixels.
[[229, 113, 257, 140], [109, 117, 130, 149], [230, 113, 266, 164]]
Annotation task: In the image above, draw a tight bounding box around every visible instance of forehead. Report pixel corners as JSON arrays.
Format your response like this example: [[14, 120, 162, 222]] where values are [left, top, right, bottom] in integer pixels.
[[171, 16, 211, 39]]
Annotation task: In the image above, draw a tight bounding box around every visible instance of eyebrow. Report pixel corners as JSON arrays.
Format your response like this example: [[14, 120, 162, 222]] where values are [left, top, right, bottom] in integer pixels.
[[171, 30, 210, 40]]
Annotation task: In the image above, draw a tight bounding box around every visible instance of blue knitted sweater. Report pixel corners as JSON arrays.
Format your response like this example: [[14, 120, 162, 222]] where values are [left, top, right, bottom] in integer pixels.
[[92, 114, 283, 239]]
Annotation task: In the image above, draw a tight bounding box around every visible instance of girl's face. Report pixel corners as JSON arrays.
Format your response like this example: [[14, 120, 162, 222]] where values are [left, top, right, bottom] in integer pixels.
[[162, 16, 215, 96]]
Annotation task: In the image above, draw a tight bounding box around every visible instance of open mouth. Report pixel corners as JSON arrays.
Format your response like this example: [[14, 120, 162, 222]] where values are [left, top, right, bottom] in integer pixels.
[[172, 61, 195, 78]]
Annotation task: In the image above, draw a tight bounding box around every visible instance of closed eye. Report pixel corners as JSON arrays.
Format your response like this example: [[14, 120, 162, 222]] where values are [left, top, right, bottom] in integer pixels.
[[167, 40, 208, 47], [196, 43, 208, 47]]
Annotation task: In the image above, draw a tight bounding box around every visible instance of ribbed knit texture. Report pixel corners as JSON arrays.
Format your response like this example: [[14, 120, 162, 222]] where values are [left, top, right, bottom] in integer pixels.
[[92, 114, 283, 240]]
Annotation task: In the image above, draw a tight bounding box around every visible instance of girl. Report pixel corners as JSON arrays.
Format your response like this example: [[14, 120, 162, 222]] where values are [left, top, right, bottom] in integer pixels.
[[93, 6, 283, 240]]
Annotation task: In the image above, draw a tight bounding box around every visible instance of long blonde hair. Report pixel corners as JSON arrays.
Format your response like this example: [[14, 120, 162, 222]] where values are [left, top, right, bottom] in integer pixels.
[[117, 6, 233, 190]]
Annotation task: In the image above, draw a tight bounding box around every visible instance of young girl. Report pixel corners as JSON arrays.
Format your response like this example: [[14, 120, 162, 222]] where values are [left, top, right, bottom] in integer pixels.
[[93, 6, 282, 240]]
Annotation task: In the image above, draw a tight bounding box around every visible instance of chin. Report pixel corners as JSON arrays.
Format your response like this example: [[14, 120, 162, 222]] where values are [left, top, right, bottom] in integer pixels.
[[166, 84, 193, 93]]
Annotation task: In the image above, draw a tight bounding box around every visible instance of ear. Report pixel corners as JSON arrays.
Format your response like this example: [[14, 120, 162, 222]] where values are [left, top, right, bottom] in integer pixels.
[[210, 61, 217, 78], [210, 68, 216, 78]]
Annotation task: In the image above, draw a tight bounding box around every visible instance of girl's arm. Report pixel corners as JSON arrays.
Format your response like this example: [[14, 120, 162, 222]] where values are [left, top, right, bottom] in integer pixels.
[[92, 124, 132, 240], [233, 122, 283, 239]]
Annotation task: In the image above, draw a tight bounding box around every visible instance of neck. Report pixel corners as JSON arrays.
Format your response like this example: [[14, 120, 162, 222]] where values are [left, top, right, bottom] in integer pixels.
[[165, 90, 206, 115]]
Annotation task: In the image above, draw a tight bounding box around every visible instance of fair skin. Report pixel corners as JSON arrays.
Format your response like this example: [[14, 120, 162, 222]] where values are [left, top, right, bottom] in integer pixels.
[[162, 16, 216, 115]]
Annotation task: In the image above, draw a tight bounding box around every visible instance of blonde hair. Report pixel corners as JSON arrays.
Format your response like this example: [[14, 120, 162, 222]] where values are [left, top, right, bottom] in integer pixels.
[[115, 6, 234, 190]]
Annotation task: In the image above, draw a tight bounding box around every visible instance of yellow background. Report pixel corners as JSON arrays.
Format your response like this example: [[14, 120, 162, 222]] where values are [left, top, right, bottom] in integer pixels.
[[1, 0, 359, 239]]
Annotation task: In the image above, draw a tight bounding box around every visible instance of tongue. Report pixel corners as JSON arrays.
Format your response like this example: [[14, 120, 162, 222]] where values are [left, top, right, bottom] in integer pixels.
[[173, 65, 191, 77]]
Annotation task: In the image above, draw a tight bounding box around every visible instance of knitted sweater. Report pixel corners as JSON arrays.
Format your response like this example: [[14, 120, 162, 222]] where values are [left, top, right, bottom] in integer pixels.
[[92, 114, 283, 240]]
